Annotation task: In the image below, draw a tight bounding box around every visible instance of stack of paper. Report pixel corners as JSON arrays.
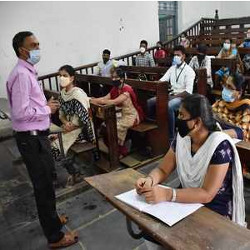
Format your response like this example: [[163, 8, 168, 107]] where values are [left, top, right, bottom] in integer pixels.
[[115, 188, 203, 226]]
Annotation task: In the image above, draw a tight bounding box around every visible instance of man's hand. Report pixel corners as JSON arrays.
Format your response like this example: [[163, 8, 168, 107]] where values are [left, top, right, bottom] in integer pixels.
[[47, 97, 60, 114]]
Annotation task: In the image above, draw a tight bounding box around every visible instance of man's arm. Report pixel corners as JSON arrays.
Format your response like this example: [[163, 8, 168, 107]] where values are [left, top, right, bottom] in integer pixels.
[[159, 67, 171, 82], [184, 67, 196, 94], [11, 72, 51, 122]]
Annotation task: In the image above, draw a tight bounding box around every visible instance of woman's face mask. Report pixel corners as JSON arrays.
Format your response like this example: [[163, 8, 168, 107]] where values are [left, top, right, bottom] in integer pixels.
[[172, 55, 182, 66], [176, 117, 195, 138], [60, 76, 72, 88], [223, 43, 231, 51], [112, 79, 121, 87], [222, 87, 235, 103]]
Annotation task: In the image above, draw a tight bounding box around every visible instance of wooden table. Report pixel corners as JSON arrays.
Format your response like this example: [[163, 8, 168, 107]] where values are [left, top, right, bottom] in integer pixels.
[[85, 169, 250, 250]]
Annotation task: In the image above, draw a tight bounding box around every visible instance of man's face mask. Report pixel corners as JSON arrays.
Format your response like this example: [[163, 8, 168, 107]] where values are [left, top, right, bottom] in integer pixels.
[[27, 49, 41, 65], [176, 117, 195, 138], [60, 76, 71, 88], [222, 87, 235, 103], [140, 47, 146, 54], [223, 43, 230, 51], [172, 55, 182, 66]]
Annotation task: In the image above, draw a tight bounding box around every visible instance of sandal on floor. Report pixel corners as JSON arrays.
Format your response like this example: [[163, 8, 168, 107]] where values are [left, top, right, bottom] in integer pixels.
[[59, 214, 69, 225], [49, 231, 78, 249]]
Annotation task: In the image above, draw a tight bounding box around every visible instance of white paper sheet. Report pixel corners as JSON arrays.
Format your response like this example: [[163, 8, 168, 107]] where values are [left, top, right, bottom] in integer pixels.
[[115, 188, 203, 226]]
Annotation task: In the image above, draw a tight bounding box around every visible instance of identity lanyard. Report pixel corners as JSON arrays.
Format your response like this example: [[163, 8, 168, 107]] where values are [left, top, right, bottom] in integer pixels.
[[175, 63, 186, 83]]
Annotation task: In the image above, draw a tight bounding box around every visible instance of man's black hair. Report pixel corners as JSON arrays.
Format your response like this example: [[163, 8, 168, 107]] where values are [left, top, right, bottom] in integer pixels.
[[12, 31, 33, 57], [173, 45, 186, 55], [103, 49, 111, 55], [140, 40, 148, 47]]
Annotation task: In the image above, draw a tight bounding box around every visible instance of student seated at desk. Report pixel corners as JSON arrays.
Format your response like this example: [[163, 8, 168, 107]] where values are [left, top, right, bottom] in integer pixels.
[[239, 29, 250, 71], [154, 41, 166, 61], [51, 65, 95, 185], [212, 73, 250, 141], [147, 45, 195, 142], [215, 39, 243, 86], [189, 44, 213, 98], [136, 94, 245, 249], [179, 32, 190, 48], [135, 40, 155, 67], [91, 68, 144, 157]]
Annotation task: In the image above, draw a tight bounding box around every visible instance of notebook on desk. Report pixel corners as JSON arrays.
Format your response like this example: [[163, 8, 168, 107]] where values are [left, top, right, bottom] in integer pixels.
[[115, 186, 203, 226]]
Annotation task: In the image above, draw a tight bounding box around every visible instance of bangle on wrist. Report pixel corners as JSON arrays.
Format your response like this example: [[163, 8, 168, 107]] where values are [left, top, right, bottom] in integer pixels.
[[147, 175, 154, 186], [171, 188, 177, 202]]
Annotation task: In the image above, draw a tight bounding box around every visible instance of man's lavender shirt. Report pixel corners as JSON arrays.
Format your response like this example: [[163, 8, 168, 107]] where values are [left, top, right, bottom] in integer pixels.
[[6, 59, 51, 131]]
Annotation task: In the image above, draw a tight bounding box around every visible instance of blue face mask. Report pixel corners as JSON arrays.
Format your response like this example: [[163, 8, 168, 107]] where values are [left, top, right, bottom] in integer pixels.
[[222, 87, 235, 103], [27, 49, 41, 65], [172, 55, 182, 66]]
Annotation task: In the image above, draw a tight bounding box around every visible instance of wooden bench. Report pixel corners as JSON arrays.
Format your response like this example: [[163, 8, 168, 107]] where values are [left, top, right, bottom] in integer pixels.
[[120, 65, 168, 81], [85, 168, 250, 250], [75, 74, 169, 171]]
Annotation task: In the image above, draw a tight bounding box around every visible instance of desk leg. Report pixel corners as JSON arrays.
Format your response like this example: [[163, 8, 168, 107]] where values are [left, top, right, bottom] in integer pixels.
[[104, 106, 119, 171], [58, 132, 65, 158]]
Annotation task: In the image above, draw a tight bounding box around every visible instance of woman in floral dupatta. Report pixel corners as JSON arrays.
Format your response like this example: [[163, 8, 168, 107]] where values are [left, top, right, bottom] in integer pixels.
[[51, 65, 95, 185], [91, 67, 144, 157]]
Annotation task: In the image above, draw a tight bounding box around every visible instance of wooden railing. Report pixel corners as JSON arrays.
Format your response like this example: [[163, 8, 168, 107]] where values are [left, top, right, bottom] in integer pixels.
[[39, 16, 250, 92]]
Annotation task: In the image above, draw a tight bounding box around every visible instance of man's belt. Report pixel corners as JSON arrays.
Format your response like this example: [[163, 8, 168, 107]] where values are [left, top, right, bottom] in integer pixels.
[[15, 129, 49, 136]]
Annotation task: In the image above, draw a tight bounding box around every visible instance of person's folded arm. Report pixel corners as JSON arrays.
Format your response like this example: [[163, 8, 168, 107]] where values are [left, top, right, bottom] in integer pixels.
[[174, 163, 229, 203], [11, 72, 50, 122]]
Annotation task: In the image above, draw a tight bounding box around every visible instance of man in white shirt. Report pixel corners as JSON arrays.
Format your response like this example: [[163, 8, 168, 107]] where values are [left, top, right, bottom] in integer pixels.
[[147, 45, 195, 142], [96, 49, 125, 77]]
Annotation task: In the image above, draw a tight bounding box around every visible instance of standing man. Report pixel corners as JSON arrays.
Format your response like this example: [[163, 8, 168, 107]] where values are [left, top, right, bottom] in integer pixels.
[[6, 31, 78, 248], [147, 45, 195, 142], [135, 40, 155, 67]]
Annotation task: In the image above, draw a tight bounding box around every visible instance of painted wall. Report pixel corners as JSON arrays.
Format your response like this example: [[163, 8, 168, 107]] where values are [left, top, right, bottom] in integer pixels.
[[0, 1, 159, 98], [178, 1, 250, 33]]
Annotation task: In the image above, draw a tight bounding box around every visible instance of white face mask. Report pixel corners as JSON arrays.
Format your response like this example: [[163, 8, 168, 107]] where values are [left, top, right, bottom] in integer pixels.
[[223, 43, 230, 51], [60, 76, 71, 88], [140, 47, 146, 54]]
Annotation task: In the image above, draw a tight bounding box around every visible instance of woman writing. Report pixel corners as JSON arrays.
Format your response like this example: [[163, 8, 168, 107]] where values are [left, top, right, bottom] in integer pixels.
[[136, 94, 245, 249]]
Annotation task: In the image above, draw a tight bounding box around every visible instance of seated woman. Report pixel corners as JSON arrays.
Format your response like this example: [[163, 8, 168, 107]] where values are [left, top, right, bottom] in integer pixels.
[[179, 32, 190, 48], [91, 67, 144, 157], [136, 94, 245, 250], [189, 44, 213, 96], [212, 73, 250, 141], [215, 39, 243, 86], [239, 29, 250, 71], [51, 65, 95, 184], [154, 41, 167, 63]]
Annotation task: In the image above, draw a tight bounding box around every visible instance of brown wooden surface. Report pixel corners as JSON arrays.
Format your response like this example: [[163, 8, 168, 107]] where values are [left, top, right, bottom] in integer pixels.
[[236, 141, 250, 166], [85, 168, 250, 250], [130, 121, 158, 133], [70, 142, 96, 154], [197, 68, 207, 96], [90, 103, 119, 172]]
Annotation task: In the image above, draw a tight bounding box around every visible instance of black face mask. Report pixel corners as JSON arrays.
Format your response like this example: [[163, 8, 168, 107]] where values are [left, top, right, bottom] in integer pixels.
[[112, 80, 121, 87], [176, 117, 195, 138]]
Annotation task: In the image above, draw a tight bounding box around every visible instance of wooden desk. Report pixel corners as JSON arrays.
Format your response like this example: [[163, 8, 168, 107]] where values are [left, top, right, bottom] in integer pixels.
[[85, 169, 250, 250]]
